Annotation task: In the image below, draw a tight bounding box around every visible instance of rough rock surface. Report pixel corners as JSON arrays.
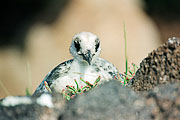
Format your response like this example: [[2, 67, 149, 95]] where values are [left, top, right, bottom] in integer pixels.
[[130, 37, 180, 91], [145, 83, 180, 120], [61, 80, 152, 120], [1, 81, 180, 120], [0, 93, 66, 120]]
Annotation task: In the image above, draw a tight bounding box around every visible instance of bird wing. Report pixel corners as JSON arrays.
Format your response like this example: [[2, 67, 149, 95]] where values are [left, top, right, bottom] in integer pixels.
[[33, 59, 73, 96], [94, 58, 120, 80]]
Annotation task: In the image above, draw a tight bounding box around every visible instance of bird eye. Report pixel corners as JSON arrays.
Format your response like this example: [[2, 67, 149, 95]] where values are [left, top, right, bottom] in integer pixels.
[[95, 39, 100, 52], [74, 38, 81, 52]]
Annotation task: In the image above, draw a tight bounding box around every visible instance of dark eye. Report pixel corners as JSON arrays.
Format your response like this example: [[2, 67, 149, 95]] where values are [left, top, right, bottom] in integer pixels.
[[95, 39, 100, 52], [74, 38, 81, 52]]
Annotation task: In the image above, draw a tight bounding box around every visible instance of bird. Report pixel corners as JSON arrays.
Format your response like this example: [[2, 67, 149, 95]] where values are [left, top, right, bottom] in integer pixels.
[[33, 32, 122, 96]]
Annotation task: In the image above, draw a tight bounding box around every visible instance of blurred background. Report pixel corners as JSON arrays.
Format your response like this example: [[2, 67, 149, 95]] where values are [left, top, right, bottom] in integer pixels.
[[0, 0, 179, 98]]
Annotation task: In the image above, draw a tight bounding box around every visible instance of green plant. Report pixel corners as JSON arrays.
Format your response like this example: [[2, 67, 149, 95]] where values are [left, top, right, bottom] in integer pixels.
[[123, 22, 128, 77], [25, 88, 31, 96], [122, 63, 138, 83], [44, 76, 101, 101], [26, 61, 32, 96], [62, 76, 101, 100], [122, 23, 138, 84], [0, 80, 10, 96]]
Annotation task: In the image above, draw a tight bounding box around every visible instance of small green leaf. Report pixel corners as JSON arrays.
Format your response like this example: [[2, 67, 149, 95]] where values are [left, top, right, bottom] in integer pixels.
[[74, 79, 81, 92], [94, 76, 101, 84], [93, 76, 101, 86], [67, 86, 76, 93], [25, 88, 31, 96], [80, 77, 86, 84], [66, 95, 71, 101]]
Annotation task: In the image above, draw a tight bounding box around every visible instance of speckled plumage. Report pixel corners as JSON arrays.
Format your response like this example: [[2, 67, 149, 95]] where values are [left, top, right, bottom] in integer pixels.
[[33, 32, 121, 95]]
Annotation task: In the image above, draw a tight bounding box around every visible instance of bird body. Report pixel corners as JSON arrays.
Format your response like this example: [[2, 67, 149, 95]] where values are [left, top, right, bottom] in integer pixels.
[[33, 32, 120, 95]]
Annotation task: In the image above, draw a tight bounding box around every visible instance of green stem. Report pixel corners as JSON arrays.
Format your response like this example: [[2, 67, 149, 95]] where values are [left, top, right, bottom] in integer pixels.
[[0, 80, 10, 96], [26, 61, 32, 95], [123, 22, 128, 85]]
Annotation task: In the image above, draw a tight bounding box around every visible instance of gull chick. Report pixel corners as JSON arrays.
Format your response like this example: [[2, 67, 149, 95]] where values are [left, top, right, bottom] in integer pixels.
[[33, 32, 121, 95]]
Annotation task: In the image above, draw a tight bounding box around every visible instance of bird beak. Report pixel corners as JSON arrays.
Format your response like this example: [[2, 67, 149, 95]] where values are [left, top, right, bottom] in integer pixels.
[[82, 50, 92, 65]]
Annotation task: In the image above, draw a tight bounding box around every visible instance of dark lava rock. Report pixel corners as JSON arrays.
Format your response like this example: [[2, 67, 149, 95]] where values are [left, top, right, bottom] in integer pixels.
[[1, 82, 180, 120], [0, 93, 66, 120], [145, 83, 180, 120], [130, 37, 180, 91], [0, 103, 45, 120], [61, 80, 152, 120]]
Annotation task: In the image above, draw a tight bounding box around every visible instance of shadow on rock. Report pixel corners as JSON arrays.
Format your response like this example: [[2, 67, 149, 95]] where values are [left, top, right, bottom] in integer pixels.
[[60, 80, 152, 120]]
